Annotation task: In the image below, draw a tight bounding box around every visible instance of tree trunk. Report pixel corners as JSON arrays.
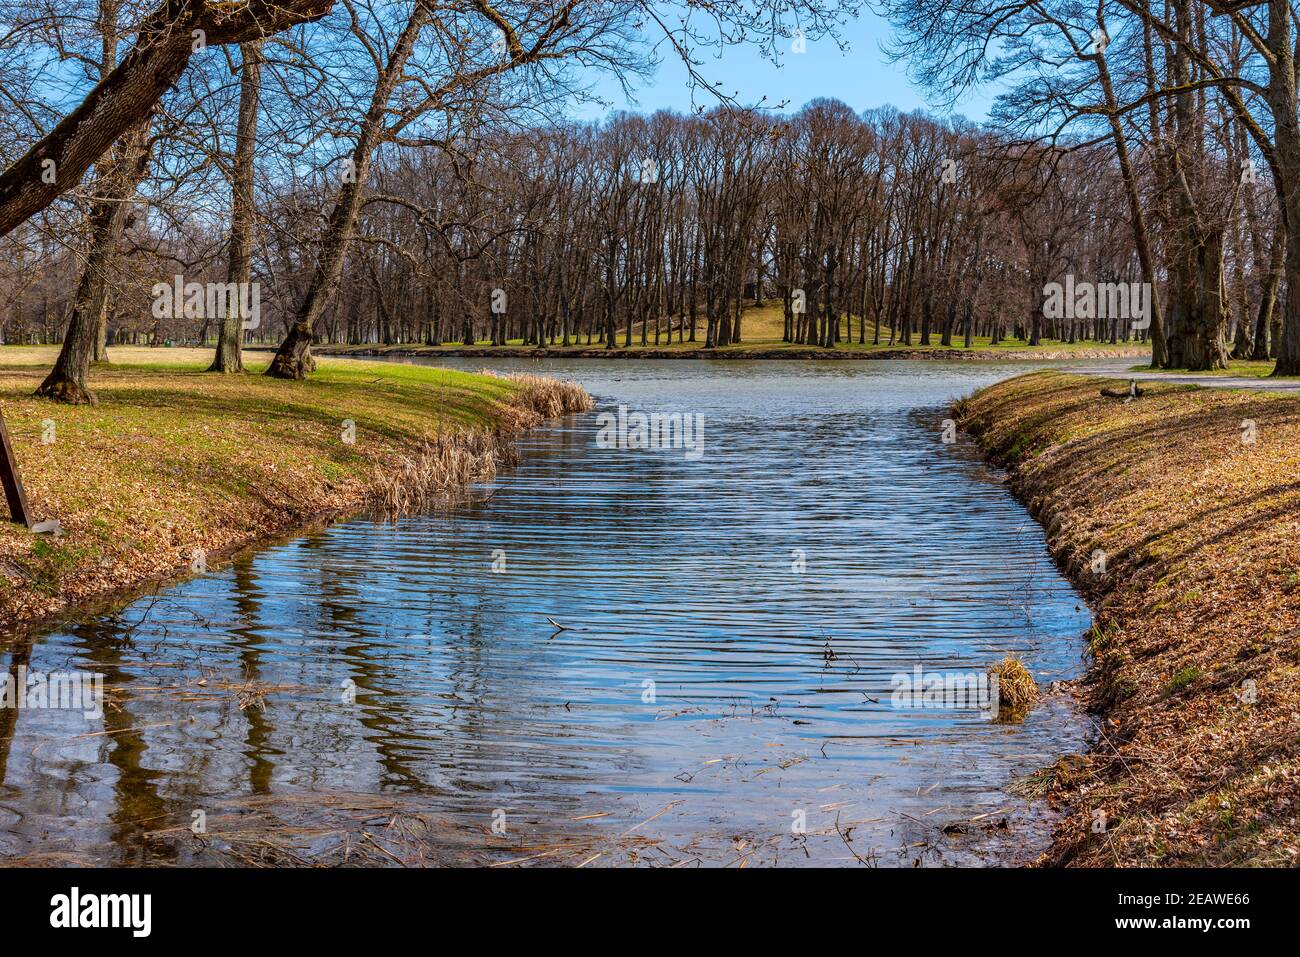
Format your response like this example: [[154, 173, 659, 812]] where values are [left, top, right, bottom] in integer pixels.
[[1182, 231, 1230, 371], [266, 6, 428, 379], [1096, 39, 1167, 367], [93, 301, 110, 363], [1252, 233, 1283, 360], [35, 115, 154, 404], [1265, 1, 1300, 375], [210, 39, 263, 374]]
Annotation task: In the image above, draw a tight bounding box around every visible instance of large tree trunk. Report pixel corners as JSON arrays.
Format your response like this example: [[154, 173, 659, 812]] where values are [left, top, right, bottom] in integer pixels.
[[1166, 230, 1229, 371], [1250, 233, 1283, 361], [1265, 1, 1300, 376], [266, 7, 430, 379], [35, 115, 155, 404], [1096, 39, 1167, 367], [91, 2, 122, 370], [93, 301, 110, 363], [1159, 0, 1226, 371], [210, 38, 263, 374], [1184, 231, 1230, 371]]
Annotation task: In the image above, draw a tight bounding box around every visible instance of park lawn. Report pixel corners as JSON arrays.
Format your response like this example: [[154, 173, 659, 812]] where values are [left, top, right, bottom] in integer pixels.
[[702, 302, 1147, 352], [0, 347, 589, 631], [959, 371, 1300, 866]]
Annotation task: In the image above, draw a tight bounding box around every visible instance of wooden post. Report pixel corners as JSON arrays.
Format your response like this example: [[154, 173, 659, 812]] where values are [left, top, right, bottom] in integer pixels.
[[0, 408, 32, 528]]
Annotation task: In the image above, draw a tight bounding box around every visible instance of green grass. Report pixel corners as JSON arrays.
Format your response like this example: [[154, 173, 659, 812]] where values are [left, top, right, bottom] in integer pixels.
[[1163, 665, 1204, 695], [0, 346, 535, 630]]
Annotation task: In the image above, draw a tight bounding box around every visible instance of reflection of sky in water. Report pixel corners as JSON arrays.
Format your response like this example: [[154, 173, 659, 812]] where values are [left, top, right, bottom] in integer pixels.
[[0, 360, 1092, 866]]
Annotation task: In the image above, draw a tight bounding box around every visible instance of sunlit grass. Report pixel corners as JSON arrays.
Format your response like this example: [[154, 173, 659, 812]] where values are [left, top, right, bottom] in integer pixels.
[[961, 372, 1300, 866], [312, 300, 1147, 355], [0, 346, 551, 631]]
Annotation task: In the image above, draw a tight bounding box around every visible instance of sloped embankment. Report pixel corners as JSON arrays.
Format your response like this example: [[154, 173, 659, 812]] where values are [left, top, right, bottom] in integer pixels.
[[0, 353, 591, 634], [958, 371, 1299, 866]]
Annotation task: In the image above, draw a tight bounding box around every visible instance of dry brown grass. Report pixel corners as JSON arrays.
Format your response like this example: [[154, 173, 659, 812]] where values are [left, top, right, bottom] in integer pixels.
[[989, 654, 1039, 721], [961, 371, 1300, 867], [363, 371, 594, 515], [367, 431, 507, 514], [478, 369, 595, 423]]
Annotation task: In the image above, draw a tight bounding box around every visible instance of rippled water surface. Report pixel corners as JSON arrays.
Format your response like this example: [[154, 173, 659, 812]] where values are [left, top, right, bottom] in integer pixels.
[[1, 360, 1092, 866]]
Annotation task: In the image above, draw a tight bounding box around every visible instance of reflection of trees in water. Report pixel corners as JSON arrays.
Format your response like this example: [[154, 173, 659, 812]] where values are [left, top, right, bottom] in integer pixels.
[[316, 559, 426, 792], [229, 554, 274, 795], [68, 618, 180, 865], [283, 516, 583, 805], [0, 635, 33, 794], [308, 527, 511, 802]]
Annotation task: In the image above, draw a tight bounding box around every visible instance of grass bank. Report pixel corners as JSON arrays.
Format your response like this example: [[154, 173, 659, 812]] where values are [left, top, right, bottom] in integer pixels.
[[0, 347, 591, 634], [958, 372, 1299, 866], [1129, 359, 1300, 380]]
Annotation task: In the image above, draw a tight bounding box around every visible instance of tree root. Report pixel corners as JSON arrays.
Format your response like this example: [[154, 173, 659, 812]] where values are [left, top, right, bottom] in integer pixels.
[[33, 377, 98, 405]]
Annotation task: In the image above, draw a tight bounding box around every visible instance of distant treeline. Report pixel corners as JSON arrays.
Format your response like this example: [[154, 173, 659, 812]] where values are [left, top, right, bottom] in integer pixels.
[[0, 103, 1175, 353], [329, 105, 1158, 352], [2, 1, 1294, 401]]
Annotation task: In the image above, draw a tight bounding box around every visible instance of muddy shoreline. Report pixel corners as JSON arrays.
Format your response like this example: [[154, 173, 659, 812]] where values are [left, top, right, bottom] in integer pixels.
[[955, 388, 1103, 868]]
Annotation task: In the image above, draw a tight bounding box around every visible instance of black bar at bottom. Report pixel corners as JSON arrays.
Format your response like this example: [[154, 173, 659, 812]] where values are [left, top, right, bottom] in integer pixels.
[[0, 866, 1277, 943]]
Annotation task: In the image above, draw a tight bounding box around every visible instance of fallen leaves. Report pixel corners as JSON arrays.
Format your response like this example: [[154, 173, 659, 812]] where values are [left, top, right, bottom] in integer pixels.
[[962, 373, 1300, 867]]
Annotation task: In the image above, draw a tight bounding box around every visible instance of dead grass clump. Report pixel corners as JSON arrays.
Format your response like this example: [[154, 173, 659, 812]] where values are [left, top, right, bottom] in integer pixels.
[[1007, 754, 1094, 799], [367, 373, 592, 515], [989, 654, 1039, 721], [484, 370, 595, 421], [368, 430, 508, 514]]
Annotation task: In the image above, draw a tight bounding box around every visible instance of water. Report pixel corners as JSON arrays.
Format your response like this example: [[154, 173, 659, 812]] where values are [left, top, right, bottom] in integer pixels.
[[0, 359, 1092, 867]]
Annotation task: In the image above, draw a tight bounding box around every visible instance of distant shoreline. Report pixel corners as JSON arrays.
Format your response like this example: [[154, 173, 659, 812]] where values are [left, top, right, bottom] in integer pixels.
[[249, 344, 1150, 362]]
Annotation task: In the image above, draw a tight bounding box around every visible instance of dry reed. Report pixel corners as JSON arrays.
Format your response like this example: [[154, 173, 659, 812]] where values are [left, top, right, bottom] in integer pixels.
[[368, 372, 593, 514], [989, 654, 1039, 721]]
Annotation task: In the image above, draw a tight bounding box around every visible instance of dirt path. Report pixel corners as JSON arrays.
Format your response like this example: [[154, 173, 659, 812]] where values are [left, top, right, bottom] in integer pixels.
[[1067, 359, 1300, 390]]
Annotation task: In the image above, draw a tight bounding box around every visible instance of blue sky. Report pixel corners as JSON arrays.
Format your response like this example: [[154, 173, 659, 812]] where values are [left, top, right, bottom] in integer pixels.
[[573, 8, 995, 122]]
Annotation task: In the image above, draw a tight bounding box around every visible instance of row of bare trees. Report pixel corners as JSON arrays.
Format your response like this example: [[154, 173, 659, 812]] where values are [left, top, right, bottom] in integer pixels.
[[2, 1, 1296, 392], [319, 104, 1155, 351], [879, 0, 1299, 372], [2, 92, 1168, 361], [0, 0, 854, 402]]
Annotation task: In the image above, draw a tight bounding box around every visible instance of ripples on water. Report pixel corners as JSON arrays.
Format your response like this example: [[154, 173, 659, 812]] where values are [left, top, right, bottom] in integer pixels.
[[0, 360, 1091, 866]]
